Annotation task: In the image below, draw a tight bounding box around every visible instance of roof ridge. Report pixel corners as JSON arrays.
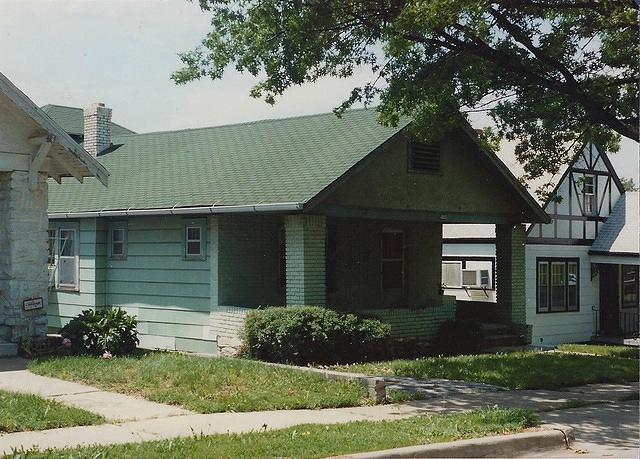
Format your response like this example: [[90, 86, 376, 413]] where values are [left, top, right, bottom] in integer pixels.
[[41, 103, 83, 111], [110, 107, 378, 139]]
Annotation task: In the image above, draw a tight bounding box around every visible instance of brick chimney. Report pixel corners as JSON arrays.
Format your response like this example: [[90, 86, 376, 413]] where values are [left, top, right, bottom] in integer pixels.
[[83, 102, 112, 156]]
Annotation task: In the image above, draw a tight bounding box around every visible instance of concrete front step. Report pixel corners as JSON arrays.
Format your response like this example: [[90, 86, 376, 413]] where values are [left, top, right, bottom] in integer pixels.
[[479, 322, 514, 336], [0, 342, 18, 357], [483, 334, 525, 348]]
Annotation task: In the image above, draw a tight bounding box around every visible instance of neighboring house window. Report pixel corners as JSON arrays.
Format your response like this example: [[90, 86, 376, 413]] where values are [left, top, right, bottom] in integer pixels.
[[622, 266, 639, 308], [408, 141, 440, 173], [537, 262, 549, 312], [442, 261, 462, 287], [109, 224, 127, 259], [325, 225, 337, 293], [537, 258, 579, 313], [57, 228, 79, 290], [381, 230, 404, 290], [583, 175, 596, 215], [185, 224, 205, 259]]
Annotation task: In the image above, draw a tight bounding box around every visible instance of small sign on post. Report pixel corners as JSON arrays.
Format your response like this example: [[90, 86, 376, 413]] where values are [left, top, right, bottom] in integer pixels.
[[23, 297, 44, 311]]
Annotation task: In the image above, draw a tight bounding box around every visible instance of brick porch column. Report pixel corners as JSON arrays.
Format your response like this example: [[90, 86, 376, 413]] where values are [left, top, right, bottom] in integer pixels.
[[284, 215, 326, 306], [495, 224, 526, 325]]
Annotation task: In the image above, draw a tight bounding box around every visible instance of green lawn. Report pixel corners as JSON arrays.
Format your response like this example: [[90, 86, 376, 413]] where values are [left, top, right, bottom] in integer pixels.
[[28, 353, 369, 413], [334, 351, 639, 389], [556, 343, 639, 359], [9, 408, 537, 459], [0, 390, 104, 433]]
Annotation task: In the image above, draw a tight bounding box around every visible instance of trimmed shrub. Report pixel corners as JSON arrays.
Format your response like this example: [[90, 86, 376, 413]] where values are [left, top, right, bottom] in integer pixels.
[[432, 319, 484, 356], [61, 307, 139, 357], [243, 306, 391, 365]]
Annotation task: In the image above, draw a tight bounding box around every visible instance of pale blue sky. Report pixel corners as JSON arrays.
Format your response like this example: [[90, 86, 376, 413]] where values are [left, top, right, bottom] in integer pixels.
[[2, 0, 637, 182]]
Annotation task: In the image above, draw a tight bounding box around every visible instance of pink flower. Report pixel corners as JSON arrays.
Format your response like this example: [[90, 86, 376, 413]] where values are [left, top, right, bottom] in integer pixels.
[[101, 351, 112, 360], [62, 338, 72, 349]]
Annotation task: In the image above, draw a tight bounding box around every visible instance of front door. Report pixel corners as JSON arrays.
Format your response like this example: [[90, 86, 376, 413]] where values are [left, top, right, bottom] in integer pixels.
[[599, 265, 619, 335], [382, 230, 405, 307]]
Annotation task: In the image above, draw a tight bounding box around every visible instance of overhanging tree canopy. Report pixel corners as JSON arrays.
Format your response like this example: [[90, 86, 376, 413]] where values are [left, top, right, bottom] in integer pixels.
[[173, 0, 638, 195]]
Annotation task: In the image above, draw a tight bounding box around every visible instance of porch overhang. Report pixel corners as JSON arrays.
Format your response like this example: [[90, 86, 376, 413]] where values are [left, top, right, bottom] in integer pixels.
[[590, 253, 640, 265], [0, 71, 108, 186], [310, 204, 533, 224]]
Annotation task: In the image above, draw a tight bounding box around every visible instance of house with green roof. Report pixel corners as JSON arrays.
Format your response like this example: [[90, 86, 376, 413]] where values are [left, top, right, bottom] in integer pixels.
[[45, 103, 547, 354]]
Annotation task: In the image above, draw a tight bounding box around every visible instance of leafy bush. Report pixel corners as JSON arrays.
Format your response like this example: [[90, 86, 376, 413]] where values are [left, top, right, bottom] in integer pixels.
[[61, 308, 139, 357], [432, 320, 484, 356], [243, 306, 391, 365]]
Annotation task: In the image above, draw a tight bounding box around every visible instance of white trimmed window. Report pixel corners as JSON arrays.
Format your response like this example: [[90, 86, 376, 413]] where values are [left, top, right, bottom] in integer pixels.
[[537, 258, 579, 313], [109, 223, 127, 259], [185, 224, 205, 259], [583, 175, 596, 215], [47, 229, 57, 287], [56, 227, 79, 290]]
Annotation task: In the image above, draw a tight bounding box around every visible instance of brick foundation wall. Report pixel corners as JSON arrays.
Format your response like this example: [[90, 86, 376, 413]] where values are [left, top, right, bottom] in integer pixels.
[[361, 295, 457, 338]]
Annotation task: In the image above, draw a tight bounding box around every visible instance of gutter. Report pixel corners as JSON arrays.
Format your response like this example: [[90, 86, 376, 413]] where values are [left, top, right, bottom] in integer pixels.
[[48, 202, 304, 219]]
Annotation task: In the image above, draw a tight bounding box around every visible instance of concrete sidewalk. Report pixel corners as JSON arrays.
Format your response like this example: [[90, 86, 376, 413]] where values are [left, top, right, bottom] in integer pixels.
[[1, 357, 637, 455], [0, 368, 636, 455], [0, 358, 191, 422]]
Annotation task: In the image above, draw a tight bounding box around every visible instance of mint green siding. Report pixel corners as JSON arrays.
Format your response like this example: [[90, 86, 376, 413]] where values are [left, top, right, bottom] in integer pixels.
[[48, 215, 215, 353], [106, 216, 212, 352]]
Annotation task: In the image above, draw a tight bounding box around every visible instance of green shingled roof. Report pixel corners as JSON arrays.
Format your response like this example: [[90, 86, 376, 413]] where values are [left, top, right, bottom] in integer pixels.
[[41, 104, 135, 137], [48, 109, 409, 213]]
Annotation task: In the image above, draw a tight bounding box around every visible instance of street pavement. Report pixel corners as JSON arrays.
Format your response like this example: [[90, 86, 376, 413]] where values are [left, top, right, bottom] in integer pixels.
[[521, 400, 640, 458]]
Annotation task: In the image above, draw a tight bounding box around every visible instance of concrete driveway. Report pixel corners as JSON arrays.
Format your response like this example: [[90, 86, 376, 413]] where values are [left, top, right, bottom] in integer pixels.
[[521, 400, 640, 458]]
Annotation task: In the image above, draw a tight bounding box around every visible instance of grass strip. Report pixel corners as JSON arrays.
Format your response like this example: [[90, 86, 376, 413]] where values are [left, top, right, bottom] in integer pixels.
[[335, 351, 639, 389], [28, 353, 368, 413], [0, 390, 104, 433], [7, 408, 537, 459], [555, 343, 639, 359]]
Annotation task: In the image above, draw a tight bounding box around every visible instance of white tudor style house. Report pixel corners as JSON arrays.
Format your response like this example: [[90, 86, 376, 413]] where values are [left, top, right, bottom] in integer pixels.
[[443, 143, 639, 345], [0, 72, 108, 356]]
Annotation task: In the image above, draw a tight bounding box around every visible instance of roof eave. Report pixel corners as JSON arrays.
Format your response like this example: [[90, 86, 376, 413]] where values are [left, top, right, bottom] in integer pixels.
[[459, 121, 550, 224], [0, 72, 109, 186]]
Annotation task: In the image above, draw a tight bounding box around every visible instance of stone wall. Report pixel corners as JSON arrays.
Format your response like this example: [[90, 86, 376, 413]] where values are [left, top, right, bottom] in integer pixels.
[[0, 171, 48, 343]]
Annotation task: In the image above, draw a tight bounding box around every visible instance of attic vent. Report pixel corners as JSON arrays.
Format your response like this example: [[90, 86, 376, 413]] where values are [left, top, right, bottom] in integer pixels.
[[409, 141, 440, 173]]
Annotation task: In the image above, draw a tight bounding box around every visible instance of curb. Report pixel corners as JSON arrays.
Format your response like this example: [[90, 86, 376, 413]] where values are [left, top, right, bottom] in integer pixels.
[[261, 361, 386, 403], [328, 425, 574, 458]]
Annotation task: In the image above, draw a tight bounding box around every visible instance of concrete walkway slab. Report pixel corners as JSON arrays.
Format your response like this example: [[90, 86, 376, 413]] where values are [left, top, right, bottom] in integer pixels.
[[0, 359, 192, 421], [384, 376, 505, 399]]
